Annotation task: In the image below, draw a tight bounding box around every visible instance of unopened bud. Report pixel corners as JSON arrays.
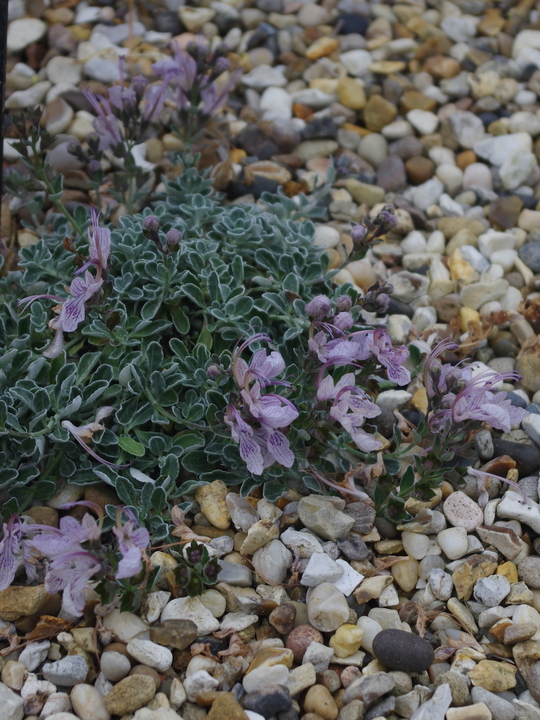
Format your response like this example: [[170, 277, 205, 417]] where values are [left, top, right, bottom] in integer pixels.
[[213, 56, 230, 75], [166, 228, 182, 246], [206, 364, 221, 379], [335, 295, 352, 312], [131, 76, 148, 98], [333, 311, 354, 331], [143, 215, 160, 234], [87, 159, 103, 176], [305, 295, 332, 318], [350, 224, 367, 246]]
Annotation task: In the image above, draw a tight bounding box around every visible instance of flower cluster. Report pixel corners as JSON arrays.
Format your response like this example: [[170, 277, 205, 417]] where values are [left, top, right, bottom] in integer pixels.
[[349, 204, 398, 259], [153, 39, 241, 141], [225, 335, 299, 475], [19, 209, 110, 358], [83, 59, 168, 153], [0, 503, 149, 616], [425, 339, 528, 434]]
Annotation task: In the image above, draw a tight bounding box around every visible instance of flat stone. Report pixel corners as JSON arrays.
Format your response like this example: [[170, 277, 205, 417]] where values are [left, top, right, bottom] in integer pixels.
[[0, 585, 50, 622], [444, 491, 484, 531], [42, 656, 88, 687], [103, 675, 156, 716], [298, 496, 354, 541], [469, 660, 517, 692], [161, 597, 220, 635]]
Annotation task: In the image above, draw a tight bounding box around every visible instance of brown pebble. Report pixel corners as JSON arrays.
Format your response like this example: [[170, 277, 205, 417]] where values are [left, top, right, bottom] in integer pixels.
[[269, 603, 297, 635], [207, 693, 248, 720], [423, 55, 461, 79], [129, 664, 161, 689], [286, 625, 324, 663], [25, 506, 58, 527], [405, 156, 435, 184], [102, 642, 130, 658], [456, 150, 476, 170]]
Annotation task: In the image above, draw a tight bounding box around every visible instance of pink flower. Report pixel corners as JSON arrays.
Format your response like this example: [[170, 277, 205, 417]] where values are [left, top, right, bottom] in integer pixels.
[[241, 382, 299, 428], [113, 518, 149, 580]]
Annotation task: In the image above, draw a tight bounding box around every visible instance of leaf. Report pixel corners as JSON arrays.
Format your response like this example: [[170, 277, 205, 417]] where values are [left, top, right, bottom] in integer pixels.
[[170, 305, 190, 334], [182, 283, 205, 307], [25, 615, 72, 641], [182, 450, 212, 473], [118, 436, 145, 457], [400, 465, 415, 494]]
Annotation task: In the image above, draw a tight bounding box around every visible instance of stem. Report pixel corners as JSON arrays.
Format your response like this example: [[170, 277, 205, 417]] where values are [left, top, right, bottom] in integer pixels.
[[39, 450, 64, 483], [35, 167, 85, 238]]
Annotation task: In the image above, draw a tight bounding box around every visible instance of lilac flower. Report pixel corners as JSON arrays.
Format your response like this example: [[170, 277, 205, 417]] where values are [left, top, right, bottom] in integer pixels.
[[317, 372, 356, 402], [45, 551, 103, 616], [330, 402, 383, 453], [84, 91, 123, 151], [232, 335, 288, 389], [55, 271, 103, 334], [87, 208, 111, 275], [142, 82, 169, 122], [113, 513, 149, 580], [29, 513, 103, 616], [429, 369, 528, 434], [224, 406, 268, 475], [200, 69, 242, 117], [224, 405, 295, 476], [305, 295, 332, 318], [369, 328, 411, 386], [241, 382, 299, 428], [0, 516, 22, 591]]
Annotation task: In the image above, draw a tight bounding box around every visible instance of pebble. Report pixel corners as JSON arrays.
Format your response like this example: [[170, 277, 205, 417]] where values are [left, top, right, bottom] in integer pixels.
[[473, 575, 511, 607], [0, 683, 24, 720], [307, 582, 350, 632], [103, 675, 156, 716], [298, 496, 354, 541], [443, 491, 484, 531], [372, 629, 434, 673], [100, 651, 131, 683], [161, 597, 220, 635], [70, 685, 110, 720], [42, 656, 88, 687], [126, 640, 173, 672]]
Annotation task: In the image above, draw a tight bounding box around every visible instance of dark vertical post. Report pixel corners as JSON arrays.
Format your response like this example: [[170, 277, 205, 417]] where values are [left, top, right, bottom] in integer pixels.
[[0, 0, 8, 192]]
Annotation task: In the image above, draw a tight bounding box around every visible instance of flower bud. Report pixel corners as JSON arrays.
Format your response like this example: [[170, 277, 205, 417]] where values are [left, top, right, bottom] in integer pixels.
[[166, 228, 182, 246], [87, 159, 103, 177], [305, 295, 332, 318], [143, 215, 160, 234], [131, 75, 148, 98], [333, 312, 354, 331], [335, 295, 352, 313], [213, 56, 230, 76], [350, 224, 367, 246], [206, 364, 221, 379]]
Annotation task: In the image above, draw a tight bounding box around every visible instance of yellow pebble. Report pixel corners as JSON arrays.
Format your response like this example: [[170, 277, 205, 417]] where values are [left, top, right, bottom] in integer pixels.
[[460, 307, 481, 332], [411, 387, 428, 415], [329, 624, 364, 658], [497, 561, 518, 584]]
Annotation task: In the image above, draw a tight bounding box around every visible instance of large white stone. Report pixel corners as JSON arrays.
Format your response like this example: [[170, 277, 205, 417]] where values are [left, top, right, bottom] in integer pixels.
[[0, 683, 24, 720], [474, 133, 533, 165], [7, 18, 47, 53], [161, 597, 220, 635]]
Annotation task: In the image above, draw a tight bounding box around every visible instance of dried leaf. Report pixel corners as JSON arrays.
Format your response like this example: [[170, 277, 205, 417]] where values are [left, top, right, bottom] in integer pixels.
[[25, 615, 73, 641], [218, 633, 250, 658], [171, 506, 210, 544]]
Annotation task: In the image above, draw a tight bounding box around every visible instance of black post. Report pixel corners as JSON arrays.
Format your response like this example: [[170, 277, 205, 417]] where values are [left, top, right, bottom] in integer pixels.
[[0, 0, 8, 194]]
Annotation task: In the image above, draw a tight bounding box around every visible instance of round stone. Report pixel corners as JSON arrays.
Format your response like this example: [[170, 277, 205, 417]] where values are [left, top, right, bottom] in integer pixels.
[[307, 582, 350, 632], [286, 625, 324, 663], [372, 629, 434, 672], [518, 556, 540, 589], [443, 491, 484, 531]]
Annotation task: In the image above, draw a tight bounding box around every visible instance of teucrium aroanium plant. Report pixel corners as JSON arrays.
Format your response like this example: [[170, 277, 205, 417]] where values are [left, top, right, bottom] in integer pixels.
[[0, 150, 415, 519]]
